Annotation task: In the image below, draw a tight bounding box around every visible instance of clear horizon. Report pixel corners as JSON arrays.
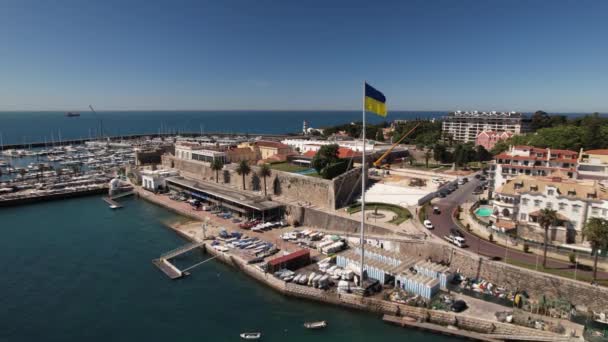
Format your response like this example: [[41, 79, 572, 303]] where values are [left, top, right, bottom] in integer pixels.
[[1, 0, 607, 112]]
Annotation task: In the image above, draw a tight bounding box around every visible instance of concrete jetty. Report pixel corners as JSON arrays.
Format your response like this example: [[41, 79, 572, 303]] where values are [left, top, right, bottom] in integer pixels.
[[152, 241, 205, 279]]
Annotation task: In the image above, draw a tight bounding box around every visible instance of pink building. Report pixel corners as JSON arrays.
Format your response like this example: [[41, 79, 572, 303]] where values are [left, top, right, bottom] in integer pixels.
[[475, 131, 513, 150]]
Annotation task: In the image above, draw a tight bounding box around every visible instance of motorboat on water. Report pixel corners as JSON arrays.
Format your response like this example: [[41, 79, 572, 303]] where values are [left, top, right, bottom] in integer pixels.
[[239, 332, 261, 340], [303, 321, 327, 329]]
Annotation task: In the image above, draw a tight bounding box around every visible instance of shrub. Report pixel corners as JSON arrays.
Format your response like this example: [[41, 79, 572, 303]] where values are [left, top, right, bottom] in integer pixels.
[[489, 233, 494, 242], [523, 243, 530, 253], [569, 252, 576, 264], [465, 223, 471, 231]]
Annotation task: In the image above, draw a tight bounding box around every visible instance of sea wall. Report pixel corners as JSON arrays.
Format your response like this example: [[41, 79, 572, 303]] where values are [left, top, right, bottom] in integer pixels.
[[162, 155, 361, 210], [0, 187, 108, 207], [290, 205, 395, 236], [395, 240, 608, 311]]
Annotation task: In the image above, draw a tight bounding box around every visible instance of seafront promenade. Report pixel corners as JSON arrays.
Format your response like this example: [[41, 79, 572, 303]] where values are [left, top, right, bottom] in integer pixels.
[[134, 186, 575, 341]]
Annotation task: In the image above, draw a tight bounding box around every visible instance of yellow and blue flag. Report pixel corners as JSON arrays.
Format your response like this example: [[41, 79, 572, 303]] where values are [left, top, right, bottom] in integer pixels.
[[364, 82, 387, 117]]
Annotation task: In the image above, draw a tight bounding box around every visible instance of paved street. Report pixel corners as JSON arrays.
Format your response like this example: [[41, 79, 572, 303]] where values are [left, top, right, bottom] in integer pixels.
[[425, 176, 608, 282]]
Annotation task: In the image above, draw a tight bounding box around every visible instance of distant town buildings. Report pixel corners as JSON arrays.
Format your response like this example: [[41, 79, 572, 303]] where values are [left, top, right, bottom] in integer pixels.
[[475, 131, 513, 151], [492, 173, 608, 244], [442, 110, 529, 144]]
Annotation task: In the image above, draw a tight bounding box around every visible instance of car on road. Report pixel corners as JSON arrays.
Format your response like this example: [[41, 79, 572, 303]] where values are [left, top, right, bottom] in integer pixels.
[[450, 228, 464, 238], [474, 174, 481, 179], [423, 220, 434, 229], [433, 206, 441, 214], [457, 178, 464, 185], [445, 235, 466, 248], [472, 186, 483, 194]]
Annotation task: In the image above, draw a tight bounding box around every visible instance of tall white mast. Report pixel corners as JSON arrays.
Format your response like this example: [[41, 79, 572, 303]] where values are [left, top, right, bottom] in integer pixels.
[[360, 81, 366, 286]]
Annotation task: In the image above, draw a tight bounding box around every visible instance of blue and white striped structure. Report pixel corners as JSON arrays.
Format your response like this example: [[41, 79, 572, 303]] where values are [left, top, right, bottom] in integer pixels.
[[414, 261, 453, 289], [395, 273, 440, 299]]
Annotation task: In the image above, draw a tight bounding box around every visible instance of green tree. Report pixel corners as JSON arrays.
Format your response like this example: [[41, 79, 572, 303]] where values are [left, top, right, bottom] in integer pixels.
[[236, 160, 251, 190], [583, 218, 608, 282], [538, 208, 558, 268], [423, 150, 432, 168], [530, 110, 551, 131], [475, 145, 493, 162], [491, 140, 510, 155], [258, 163, 272, 197], [311, 144, 340, 174], [375, 130, 385, 142], [210, 159, 224, 183]]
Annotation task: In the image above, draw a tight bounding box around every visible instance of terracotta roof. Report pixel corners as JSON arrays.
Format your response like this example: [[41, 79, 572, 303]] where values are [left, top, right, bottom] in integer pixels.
[[338, 147, 361, 158], [584, 149, 608, 156], [256, 140, 289, 149], [302, 150, 317, 158], [495, 220, 517, 230]]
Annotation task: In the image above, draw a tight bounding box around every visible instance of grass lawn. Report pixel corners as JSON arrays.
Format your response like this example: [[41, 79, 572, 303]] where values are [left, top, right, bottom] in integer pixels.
[[269, 162, 310, 173], [347, 202, 412, 225]]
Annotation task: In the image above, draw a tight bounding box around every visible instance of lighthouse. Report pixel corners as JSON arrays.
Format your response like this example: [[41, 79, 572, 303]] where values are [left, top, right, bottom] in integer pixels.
[[302, 120, 308, 135]]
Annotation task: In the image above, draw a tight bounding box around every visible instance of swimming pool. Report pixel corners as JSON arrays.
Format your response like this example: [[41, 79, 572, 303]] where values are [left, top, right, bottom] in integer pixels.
[[475, 207, 493, 217], [293, 168, 317, 175]]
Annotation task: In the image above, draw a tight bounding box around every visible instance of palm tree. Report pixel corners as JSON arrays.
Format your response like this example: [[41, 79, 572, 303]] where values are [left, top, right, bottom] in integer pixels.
[[537, 208, 558, 268], [236, 160, 251, 190], [583, 218, 608, 282], [210, 159, 223, 183], [258, 163, 272, 197], [424, 150, 432, 169]]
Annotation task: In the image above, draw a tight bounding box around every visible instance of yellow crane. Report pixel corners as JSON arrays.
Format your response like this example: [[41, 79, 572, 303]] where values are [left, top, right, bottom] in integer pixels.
[[372, 122, 421, 168]]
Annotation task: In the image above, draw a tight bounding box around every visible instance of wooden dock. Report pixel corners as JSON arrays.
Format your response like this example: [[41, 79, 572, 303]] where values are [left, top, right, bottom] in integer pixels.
[[382, 315, 502, 342], [153, 241, 206, 280], [102, 197, 122, 208]]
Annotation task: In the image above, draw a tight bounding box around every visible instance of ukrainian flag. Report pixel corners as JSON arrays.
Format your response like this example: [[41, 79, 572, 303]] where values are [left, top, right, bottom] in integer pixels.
[[365, 82, 387, 117]]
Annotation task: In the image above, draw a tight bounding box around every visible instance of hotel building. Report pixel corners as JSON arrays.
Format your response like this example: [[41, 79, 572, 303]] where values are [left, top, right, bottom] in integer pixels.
[[442, 111, 529, 144]]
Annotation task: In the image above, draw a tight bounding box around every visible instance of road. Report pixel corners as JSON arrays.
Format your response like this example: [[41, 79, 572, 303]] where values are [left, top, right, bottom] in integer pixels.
[[425, 176, 607, 282]]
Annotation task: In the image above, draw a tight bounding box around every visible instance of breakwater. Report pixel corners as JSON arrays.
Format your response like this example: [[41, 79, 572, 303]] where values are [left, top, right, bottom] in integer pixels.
[[1, 132, 296, 150], [0, 187, 107, 207]]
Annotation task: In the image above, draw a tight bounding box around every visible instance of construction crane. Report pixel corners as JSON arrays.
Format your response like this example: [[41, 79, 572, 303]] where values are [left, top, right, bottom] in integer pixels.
[[372, 122, 421, 168]]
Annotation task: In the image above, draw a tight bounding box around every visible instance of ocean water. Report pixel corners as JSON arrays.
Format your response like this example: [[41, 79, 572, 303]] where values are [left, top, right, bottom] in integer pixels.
[[0, 110, 442, 145], [0, 196, 458, 342]]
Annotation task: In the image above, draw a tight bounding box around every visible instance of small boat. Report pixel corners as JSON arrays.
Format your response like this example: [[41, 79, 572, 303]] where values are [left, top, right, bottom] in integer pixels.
[[109, 204, 122, 210], [65, 112, 80, 117], [239, 332, 261, 340], [303, 321, 327, 329]]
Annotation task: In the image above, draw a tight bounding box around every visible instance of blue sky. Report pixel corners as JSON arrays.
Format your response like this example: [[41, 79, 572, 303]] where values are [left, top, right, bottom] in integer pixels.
[[0, 0, 606, 112]]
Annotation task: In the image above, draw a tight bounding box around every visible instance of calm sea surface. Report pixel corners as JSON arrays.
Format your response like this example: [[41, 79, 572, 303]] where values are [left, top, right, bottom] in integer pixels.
[[0, 196, 459, 342], [0, 110, 442, 145]]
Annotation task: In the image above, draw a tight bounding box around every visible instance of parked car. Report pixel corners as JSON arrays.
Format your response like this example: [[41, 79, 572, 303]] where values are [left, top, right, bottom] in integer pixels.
[[423, 220, 434, 229], [474, 174, 481, 179], [451, 300, 468, 312], [433, 206, 441, 214]]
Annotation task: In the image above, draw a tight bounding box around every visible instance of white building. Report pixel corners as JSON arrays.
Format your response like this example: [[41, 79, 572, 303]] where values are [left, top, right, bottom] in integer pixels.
[[577, 149, 608, 180], [281, 138, 392, 153], [492, 173, 608, 244], [490, 146, 578, 194], [174, 143, 227, 164], [141, 169, 179, 192], [442, 110, 529, 143]]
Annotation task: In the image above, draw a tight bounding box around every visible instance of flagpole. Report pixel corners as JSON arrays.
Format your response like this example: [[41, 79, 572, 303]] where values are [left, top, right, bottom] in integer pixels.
[[360, 81, 366, 286]]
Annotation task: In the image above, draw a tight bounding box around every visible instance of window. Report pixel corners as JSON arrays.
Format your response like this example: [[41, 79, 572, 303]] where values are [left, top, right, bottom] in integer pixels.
[[522, 198, 529, 205], [592, 207, 600, 216], [534, 200, 542, 207], [547, 189, 555, 196], [546, 202, 553, 209], [520, 213, 527, 220], [572, 205, 581, 213], [558, 203, 567, 210], [603, 209, 608, 217]]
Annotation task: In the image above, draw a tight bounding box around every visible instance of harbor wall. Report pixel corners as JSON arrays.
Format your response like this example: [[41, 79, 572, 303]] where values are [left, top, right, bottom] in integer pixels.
[[0, 187, 108, 207], [162, 155, 354, 210], [395, 240, 608, 311]]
